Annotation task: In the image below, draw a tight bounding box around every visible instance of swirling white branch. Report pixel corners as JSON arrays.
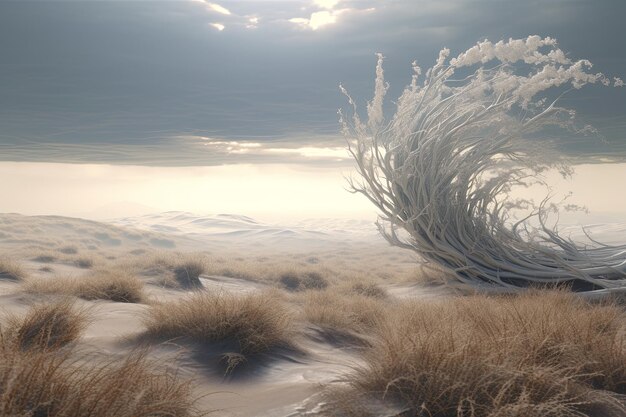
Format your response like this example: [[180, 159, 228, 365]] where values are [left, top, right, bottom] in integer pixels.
[[342, 36, 626, 292]]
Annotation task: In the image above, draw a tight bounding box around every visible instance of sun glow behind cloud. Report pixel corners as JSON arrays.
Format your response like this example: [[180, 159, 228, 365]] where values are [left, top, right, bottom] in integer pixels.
[[187, 0, 374, 32], [309, 11, 337, 30], [289, 11, 338, 30], [289, 1, 375, 31]]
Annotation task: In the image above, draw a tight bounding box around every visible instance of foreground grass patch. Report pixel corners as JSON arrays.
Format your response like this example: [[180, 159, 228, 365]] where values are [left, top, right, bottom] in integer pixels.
[[335, 291, 626, 417], [143, 291, 294, 357], [0, 341, 200, 416]]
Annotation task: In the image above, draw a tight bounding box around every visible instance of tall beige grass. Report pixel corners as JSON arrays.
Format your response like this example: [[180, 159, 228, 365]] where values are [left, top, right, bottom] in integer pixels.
[[74, 256, 96, 269], [5, 299, 88, 351], [144, 291, 294, 357], [129, 248, 418, 291], [0, 298, 200, 415], [0, 258, 27, 281], [0, 342, 201, 416], [338, 291, 626, 417], [172, 259, 206, 289], [279, 270, 329, 291], [303, 290, 387, 344], [134, 253, 206, 289], [341, 280, 387, 299], [26, 270, 145, 303]]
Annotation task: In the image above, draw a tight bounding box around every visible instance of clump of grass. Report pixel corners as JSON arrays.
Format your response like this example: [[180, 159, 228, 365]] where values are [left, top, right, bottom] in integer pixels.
[[144, 291, 293, 356], [173, 259, 205, 289], [5, 299, 88, 351], [180, 253, 337, 287], [58, 246, 78, 255], [303, 290, 386, 344], [305, 256, 320, 264], [345, 281, 387, 299], [279, 270, 328, 291], [75, 256, 95, 269], [137, 253, 206, 289], [33, 255, 56, 263], [0, 258, 27, 281], [0, 341, 201, 416], [73, 270, 144, 303], [412, 264, 460, 286], [337, 291, 626, 416], [26, 270, 145, 303]]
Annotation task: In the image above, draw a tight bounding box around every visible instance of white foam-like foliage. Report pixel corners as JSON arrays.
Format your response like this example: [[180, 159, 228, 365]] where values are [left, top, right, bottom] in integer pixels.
[[342, 36, 626, 292]]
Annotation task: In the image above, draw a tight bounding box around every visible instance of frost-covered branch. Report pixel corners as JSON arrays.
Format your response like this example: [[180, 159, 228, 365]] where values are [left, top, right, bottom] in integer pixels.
[[342, 36, 626, 291]]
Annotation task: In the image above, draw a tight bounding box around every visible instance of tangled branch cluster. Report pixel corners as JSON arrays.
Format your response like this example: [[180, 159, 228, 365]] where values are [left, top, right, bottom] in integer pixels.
[[342, 36, 626, 292]]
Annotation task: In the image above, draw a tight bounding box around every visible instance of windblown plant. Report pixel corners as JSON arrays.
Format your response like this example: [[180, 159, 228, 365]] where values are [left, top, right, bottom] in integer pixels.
[[342, 36, 626, 291]]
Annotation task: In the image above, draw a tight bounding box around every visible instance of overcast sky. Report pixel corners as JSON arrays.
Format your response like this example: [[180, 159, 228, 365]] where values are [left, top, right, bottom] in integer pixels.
[[1, 0, 625, 166]]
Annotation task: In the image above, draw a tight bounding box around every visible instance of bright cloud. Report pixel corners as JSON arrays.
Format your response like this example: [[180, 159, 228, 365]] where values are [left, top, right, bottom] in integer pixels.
[[288, 17, 309, 26], [313, 0, 340, 9], [290, 10, 338, 30], [191, 0, 231, 15], [210, 22, 225, 31], [309, 11, 337, 30], [246, 16, 259, 29], [190, 0, 364, 32], [289, 4, 376, 31], [207, 2, 231, 15]]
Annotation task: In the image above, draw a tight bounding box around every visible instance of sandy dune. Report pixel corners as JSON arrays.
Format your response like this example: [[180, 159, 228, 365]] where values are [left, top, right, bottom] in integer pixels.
[[0, 212, 440, 416], [3, 212, 625, 416]]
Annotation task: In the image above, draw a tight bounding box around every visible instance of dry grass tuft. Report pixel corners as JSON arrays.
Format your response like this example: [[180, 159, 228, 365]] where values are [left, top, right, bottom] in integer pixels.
[[136, 253, 206, 289], [414, 264, 460, 286], [26, 270, 145, 303], [173, 259, 206, 289], [279, 270, 328, 291], [73, 270, 144, 303], [33, 254, 57, 263], [336, 291, 626, 417], [0, 258, 27, 281], [303, 290, 386, 344], [0, 339, 201, 416], [5, 299, 88, 351], [144, 291, 294, 356], [344, 281, 387, 299], [74, 256, 95, 269], [58, 245, 78, 255]]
